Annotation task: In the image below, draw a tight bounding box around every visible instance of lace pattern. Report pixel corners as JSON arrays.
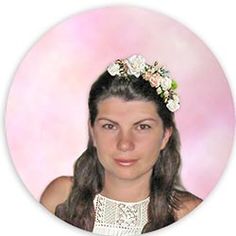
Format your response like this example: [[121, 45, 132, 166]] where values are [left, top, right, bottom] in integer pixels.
[[93, 194, 150, 236]]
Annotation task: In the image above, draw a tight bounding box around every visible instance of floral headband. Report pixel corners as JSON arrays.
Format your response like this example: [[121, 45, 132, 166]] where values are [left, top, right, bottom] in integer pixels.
[[107, 55, 180, 112]]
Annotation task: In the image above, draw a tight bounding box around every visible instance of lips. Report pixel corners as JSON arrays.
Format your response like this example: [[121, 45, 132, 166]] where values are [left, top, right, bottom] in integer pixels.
[[114, 158, 138, 166]]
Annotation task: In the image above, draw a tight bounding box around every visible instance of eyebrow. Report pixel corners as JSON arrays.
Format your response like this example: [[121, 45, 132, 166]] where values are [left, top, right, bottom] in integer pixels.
[[96, 117, 158, 125]]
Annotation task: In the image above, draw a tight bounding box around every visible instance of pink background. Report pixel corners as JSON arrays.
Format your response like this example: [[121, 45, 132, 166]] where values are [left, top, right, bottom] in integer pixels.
[[5, 6, 235, 201]]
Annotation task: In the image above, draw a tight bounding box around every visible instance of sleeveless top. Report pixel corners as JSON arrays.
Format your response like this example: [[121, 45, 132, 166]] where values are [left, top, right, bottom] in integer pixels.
[[92, 193, 150, 236]]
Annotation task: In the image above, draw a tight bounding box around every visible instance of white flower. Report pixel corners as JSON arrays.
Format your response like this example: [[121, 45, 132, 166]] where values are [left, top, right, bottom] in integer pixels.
[[126, 55, 146, 78], [163, 91, 169, 98], [160, 77, 172, 91], [172, 94, 180, 103], [156, 87, 162, 95], [166, 99, 180, 112], [107, 63, 120, 76]]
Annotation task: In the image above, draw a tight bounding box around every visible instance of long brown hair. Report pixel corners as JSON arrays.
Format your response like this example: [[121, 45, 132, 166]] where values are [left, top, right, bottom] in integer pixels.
[[55, 71, 184, 233]]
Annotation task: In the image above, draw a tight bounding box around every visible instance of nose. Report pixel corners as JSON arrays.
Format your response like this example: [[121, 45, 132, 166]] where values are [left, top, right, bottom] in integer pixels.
[[117, 130, 135, 152]]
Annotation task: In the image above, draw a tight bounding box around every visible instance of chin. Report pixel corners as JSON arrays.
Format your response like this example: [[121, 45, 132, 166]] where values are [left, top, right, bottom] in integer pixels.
[[111, 169, 147, 181]]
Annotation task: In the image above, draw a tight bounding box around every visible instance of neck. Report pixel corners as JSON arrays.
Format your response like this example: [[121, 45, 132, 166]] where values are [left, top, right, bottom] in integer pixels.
[[100, 171, 152, 202]]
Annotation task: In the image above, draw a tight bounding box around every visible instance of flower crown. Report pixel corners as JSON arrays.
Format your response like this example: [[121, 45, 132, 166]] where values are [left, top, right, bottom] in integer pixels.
[[107, 55, 180, 112]]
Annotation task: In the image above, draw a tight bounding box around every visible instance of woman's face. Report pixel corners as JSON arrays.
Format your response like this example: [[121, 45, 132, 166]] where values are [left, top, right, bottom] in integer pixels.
[[90, 97, 172, 181]]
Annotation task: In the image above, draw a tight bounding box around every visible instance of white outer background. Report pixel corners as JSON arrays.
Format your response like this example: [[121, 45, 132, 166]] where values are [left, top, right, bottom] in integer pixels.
[[0, 0, 235, 235]]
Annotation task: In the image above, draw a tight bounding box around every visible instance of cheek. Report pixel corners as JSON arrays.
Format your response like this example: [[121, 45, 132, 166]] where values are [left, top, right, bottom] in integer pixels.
[[137, 135, 163, 155], [95, 133, 116, 152]]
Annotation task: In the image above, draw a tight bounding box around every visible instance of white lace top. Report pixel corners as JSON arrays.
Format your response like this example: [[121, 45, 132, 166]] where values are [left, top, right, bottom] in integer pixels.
[[92, 194, 150, 236]]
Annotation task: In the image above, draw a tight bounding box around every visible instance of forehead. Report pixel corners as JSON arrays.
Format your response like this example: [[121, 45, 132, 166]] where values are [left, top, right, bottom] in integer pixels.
[[96, 97, 160, 120]]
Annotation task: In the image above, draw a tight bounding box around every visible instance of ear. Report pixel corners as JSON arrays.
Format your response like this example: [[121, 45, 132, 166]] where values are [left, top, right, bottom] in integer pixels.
[[160, 127, 173, 150], [88, 120, 96, 147]]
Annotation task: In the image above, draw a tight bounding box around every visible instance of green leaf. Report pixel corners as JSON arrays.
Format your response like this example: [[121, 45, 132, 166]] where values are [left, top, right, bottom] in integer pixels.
[[171, 80, 178, 90]]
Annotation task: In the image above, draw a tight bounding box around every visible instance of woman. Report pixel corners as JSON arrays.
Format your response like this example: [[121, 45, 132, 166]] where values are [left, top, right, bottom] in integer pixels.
[[40, 55, 202, 235]]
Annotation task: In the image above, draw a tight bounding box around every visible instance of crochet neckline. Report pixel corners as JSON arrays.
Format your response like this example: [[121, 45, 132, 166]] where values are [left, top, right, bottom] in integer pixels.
[[97, 193, 150, 205], [93, 192, 150, 235]]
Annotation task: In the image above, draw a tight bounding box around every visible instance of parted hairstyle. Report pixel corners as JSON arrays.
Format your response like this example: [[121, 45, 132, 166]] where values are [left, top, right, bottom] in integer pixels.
[[55, 70, 186, 233]]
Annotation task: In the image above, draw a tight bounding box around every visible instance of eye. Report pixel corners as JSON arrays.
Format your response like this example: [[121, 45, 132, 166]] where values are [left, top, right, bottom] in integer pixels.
[[102, 123, 117, 130], [137, 124, 151, 130]]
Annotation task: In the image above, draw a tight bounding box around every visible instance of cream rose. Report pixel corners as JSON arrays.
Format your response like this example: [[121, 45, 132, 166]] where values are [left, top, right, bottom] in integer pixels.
[[166, 99, 180, 112], [160, 77, 172, 91], [126, 55, 146, 78], [107, 63, 120, 76], [149, 75, 161, 88]]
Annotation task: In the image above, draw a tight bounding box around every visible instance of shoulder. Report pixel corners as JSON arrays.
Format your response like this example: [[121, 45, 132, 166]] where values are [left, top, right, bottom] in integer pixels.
[[40, 176, 73, 214], [173, 190, 203, 220]]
